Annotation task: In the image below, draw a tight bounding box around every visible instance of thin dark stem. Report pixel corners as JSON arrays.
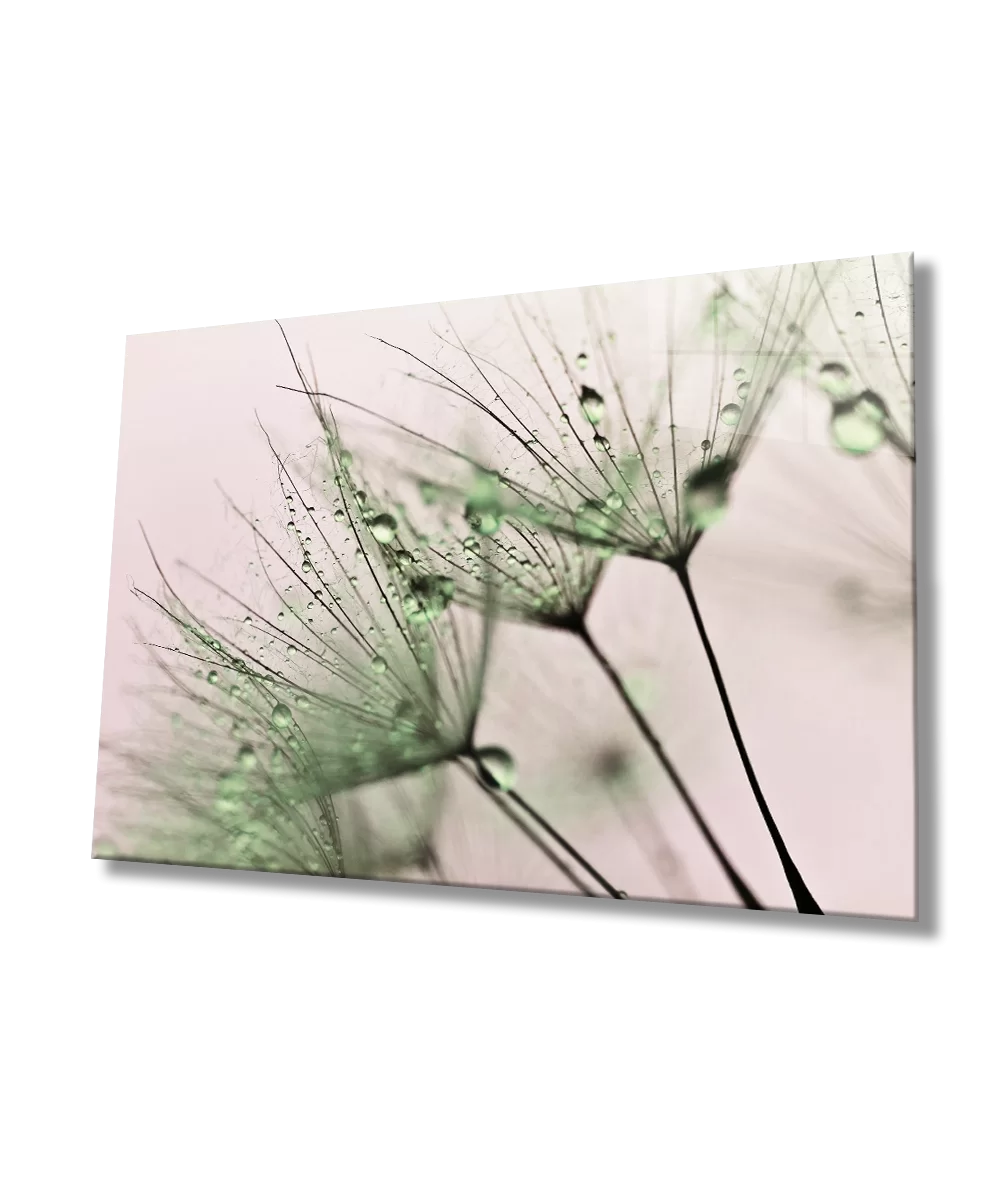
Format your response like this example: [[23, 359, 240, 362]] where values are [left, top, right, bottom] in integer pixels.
[[675, 565, 823, 915], [468, 756, 622, 899], [578, 622, 762, 910], [460, 762, 599, 897]]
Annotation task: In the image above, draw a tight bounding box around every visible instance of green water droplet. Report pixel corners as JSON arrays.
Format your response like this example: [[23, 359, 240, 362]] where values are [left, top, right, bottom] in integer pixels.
[[369, 513, 398, 544], [736, 382, 750, 401], [685, 461, 734, 531], [404, 575, 455, 624], [462, 536, 479, 551], [580, 385, 605, 424], [466, 505, 501, 536], [237, 744, 256, 771], [334, 509, 345, 522], [355, 490, 367, 506], [605, 490, 623, 511], [818, 361, 853, 399], [302, 559, 312, 573], [593, 433, 610, 451], [701, 439, 712, 451], [576, 352, 589, 369], [720, 403, 742, 426], [476, 746, 516, 792], [647, 516, 667, 539], [371, 655, 387, 674], [830, 392, 887, 455], [207, 670, 219, 685], [464, 471, 503, 537], [271, 702, 293, 729], [340, 450, 354, 467]]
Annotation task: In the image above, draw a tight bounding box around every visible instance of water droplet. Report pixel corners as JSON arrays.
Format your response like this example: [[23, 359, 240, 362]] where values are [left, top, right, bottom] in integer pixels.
[[720, 403, 742, 426], [371, 655, 387, 675], [855, 310, 864, 319], [701, 439, 712, 451], [605, 490, 624, 511], [207, 670, 219, 685], [355, 490, 367, 506], [733, 367, 747, 381], [830, 391, 887, 455], [685, 461, 734, 530], [475, 746, 516, 792], [647, 516, 667, 539], [580, 385, 605, 425], [271, 702, 292, 729], [341, 450, 354, 467], [369, 513, 398, 544], [334, 508, 345, 522], [403, 575, 455, 624], [462, 536, 479, 551], [576, 352, 589, 370], [736, 381, 750, 401], [302, 559, 312, 573], [237, 744, 256, 771], [818, 361, 854, 399]]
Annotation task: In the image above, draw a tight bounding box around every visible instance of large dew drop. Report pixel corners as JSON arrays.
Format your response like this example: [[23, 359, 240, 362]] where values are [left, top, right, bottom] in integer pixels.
[[369, 513, 398, 544], [475, 746, 516, 792], [818, 362, 854, 400], [579, 385, 605, 425], [720, 403, 742, 426], [830, 392, 887, 455], [271, 702, 293, 729], [685, 461, 734, 531]]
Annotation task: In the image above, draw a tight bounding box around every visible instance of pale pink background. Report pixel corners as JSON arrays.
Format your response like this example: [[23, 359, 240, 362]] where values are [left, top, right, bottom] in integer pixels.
[[96, 276, 915, 917]]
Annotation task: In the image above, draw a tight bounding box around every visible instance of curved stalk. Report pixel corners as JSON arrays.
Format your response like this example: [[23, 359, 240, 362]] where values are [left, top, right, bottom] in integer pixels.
[[675, 565, 823, 915]]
